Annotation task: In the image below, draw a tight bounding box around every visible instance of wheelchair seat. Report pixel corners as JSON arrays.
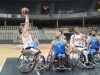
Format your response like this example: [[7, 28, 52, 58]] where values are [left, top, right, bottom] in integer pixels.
[[21, 47, 41, 56], [17, 47, 45, 74], [52, 53, 73, 71], [88, 52, 97, 63], [21, 47, 32, 53]]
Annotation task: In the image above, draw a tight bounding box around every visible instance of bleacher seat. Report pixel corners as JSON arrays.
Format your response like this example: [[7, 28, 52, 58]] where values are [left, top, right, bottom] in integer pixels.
[[0, 24, 99, 41], [0, 0, 37, 14], [54, 0, 94, 14]]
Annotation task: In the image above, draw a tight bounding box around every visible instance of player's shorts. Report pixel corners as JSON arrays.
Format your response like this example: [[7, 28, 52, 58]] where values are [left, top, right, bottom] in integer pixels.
[[56, 53, 65, 57], [89, 48, 97, 54]]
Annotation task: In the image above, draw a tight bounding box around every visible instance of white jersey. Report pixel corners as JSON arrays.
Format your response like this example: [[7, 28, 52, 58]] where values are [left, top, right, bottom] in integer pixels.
[[22, 34, 38, 53], [22, 34, 32, 49], [70, 33, 86, 47]]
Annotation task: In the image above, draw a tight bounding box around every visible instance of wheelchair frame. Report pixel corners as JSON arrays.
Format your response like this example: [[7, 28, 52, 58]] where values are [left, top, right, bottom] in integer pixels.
[[88, 52, 100, 66], [46, 54, 74, 71], [70, 50, 100, 69], [17, 47, 46, 75]]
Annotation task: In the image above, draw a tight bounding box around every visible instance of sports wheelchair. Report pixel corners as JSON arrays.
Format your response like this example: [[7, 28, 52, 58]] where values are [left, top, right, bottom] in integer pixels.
[[17, 47, 46, 75], [46, 53, 74, 71], [70, 48, 100, 69], [88, 52, 100, 67]]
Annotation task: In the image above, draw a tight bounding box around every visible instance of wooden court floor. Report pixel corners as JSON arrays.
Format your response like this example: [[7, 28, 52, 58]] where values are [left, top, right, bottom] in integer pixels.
[[0, 44, 51, 66]]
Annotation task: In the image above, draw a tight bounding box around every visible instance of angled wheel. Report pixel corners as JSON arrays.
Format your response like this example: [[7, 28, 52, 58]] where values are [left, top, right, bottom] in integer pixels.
[[93, 53, 100, 67], [65, 54, 74, 70], [17, 52, 36, 74], [70, 50, 79, 66], [46, 55, 53, 71], [80, 53, 86, 63], [36, 56, 45, 71]]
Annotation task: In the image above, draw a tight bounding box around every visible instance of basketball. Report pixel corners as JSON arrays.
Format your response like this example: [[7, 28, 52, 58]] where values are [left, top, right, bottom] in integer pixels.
[[21, 7, 29, 15]]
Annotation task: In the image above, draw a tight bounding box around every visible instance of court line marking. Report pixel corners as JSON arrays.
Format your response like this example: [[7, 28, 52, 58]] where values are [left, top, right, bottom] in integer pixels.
[[0, 58, 7, 73]]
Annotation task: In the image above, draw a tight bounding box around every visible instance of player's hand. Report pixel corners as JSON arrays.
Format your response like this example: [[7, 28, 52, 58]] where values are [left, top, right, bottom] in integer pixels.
[[98, 49, 100, 54], [22, 13, 25, 16], [36, 47, 40, 50], [67, 53, 70, 56], [85, 47, 88, 51], [22, 13, 28, 16], [52, 52, 55, 56], [73, 47, 77, 50]]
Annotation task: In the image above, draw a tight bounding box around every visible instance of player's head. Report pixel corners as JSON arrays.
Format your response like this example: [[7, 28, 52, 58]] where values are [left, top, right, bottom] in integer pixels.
[[59, 30, 63, 35], [55, 31, 61, 39], [92, 30, 97, 36], [19, 26, 24, 34], [84, 33, 88, 38], [74, 27, 80, 33], [32, 35, 34, 40]]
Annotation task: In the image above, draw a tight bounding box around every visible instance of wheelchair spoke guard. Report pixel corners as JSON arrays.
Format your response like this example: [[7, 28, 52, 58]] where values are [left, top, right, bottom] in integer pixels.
[[70, 50, 79, 66], [17, 52, 36, 74]]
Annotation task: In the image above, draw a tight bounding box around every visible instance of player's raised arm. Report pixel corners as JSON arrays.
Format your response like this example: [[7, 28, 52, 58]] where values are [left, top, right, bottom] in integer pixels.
[[23, 15, 29, 33], [21, 7, 29, 35]]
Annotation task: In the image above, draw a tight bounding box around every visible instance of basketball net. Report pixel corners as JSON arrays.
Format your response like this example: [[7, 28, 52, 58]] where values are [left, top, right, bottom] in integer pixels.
[[20, 23, 31, 29]]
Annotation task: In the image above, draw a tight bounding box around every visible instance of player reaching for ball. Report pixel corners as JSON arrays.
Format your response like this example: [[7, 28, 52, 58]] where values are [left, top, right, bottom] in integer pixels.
[[19, 8, 31, 49], [19, 7, 31, 49], [19, 7, 43, 66]]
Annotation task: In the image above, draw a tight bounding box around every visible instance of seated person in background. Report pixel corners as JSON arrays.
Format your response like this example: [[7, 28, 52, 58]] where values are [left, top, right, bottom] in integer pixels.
[[31, 35, 43, 61], [59, 30, 66, 40], [87, 30, 100, 54], [59, 30, 67, 50], [84, 33, 90, 47], [32, 35, 40, 49], [49, 31, 70, 68]]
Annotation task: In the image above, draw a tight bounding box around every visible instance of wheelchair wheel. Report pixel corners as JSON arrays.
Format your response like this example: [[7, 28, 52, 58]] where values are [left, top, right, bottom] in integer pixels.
[[65, 55, 74, 70], [88, 54, 95, 64], [17, 52, 36, 74], [36, 56, 45, 71], [93, 53, 100, 67], [70, 50, 79, 66], [80, 53, 86, 63], [46, 55, 53, 71]]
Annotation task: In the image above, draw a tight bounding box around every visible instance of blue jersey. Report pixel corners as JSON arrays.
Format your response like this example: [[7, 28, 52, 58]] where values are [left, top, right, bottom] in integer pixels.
[[90, 36, 99, 49], [89, 36, 99, 54], [32, 39, 38, 49], [52, 39, 66, 54], [61, 35, 66, 40]]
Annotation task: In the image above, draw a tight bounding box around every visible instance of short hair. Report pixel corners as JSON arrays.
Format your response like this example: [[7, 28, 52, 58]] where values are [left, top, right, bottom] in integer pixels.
[[84, 33, 88, 35], [74, 27, 79, 29], [19, 27, 23, 34], [73, 27, 80, 31], [92, 30, 97, 33], [59, 30, 63, 35]]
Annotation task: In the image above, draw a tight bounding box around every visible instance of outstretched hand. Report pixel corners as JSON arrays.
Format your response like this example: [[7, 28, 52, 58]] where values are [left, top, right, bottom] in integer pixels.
[[67, 52, 70, 56], [98, 49, 100, 54], [73, 47, 77, 50], [22, 13, 28, 16]]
